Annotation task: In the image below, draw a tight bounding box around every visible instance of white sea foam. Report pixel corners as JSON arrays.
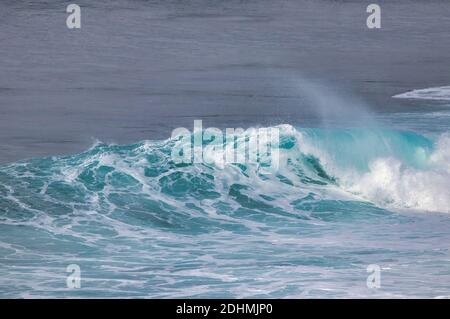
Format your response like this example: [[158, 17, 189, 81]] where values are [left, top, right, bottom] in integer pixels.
[[312, 133, 450, 213], [393, 86, 450, 101], [2, 124, 450, 299]]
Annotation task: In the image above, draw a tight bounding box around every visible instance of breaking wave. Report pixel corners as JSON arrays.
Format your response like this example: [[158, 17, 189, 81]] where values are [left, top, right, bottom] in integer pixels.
[[1, 124, 449, 228]]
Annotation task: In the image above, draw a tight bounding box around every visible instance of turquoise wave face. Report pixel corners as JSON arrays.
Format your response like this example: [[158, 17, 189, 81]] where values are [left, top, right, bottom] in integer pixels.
[[1, 125, 450, 298], [298, 128, 433, 171]]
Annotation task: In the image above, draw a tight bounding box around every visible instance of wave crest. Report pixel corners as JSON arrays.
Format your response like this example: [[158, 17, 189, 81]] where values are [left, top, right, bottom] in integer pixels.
[[1, 124, 449, 230]]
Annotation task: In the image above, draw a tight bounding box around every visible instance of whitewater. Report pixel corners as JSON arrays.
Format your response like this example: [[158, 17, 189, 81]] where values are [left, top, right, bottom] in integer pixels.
[[1, 121, 450, 298]]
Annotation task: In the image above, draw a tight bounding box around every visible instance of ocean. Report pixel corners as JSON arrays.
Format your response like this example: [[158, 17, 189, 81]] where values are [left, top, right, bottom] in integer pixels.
[[1, 0, 450, 298]]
